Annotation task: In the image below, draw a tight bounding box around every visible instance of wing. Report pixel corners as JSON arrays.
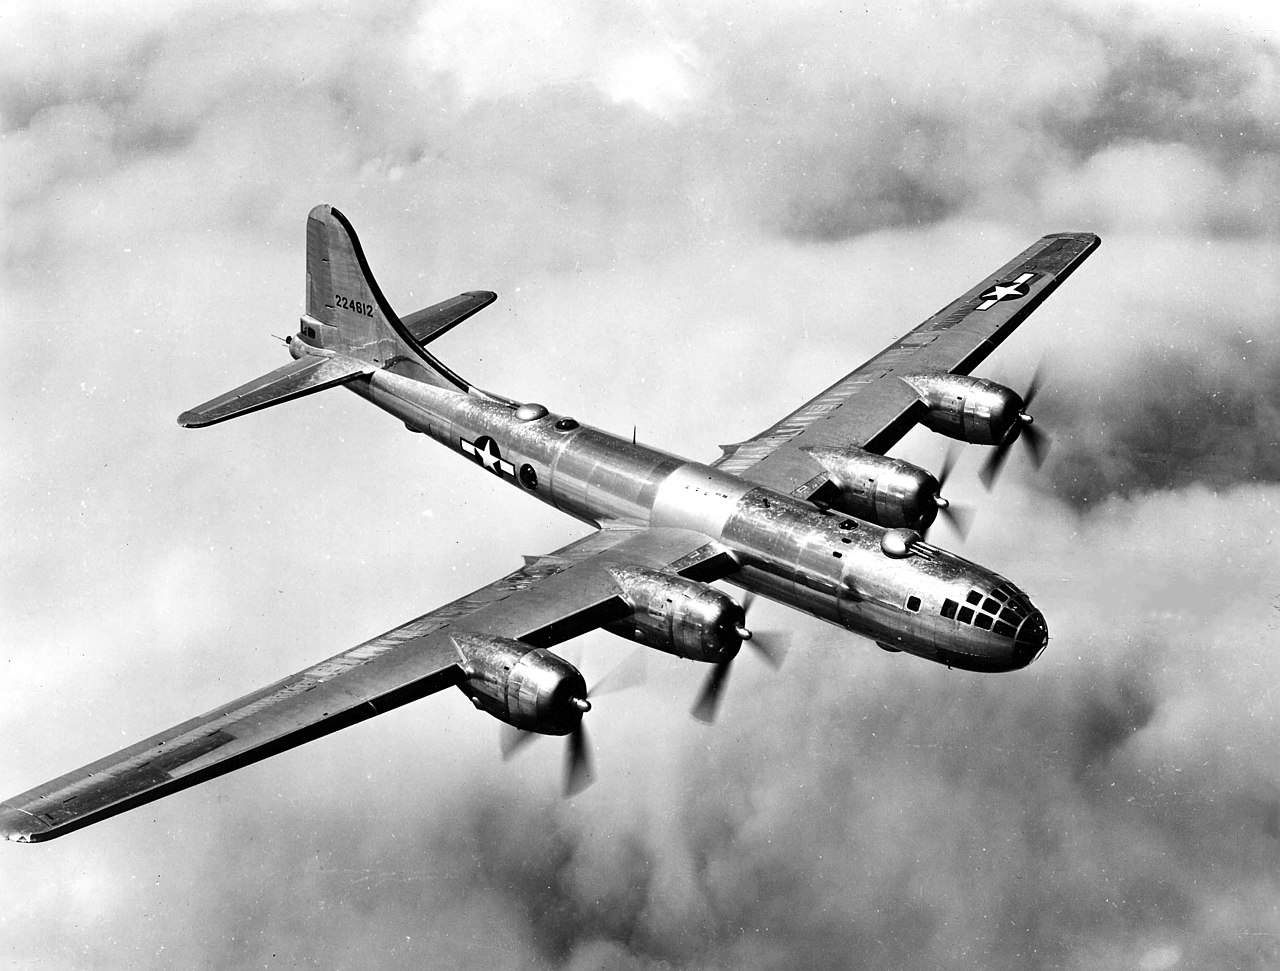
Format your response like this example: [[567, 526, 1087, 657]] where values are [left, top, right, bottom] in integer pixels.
[[400, 290, 497, 346], [713, 232, 1100, 495], [0, 526, 730, 842]]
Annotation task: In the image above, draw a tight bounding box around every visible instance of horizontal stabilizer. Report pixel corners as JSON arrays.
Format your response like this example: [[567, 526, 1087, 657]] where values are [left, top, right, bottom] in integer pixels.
[[400, 291, 496, 346], [177, 354, 375, 428]]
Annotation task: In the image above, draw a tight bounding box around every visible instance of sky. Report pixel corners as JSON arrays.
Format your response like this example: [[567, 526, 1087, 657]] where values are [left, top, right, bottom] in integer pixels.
[[2, 0, 1279, 968]]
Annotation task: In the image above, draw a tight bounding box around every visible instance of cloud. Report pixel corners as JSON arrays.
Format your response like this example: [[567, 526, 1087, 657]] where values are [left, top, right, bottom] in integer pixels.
[[3, 0, 1280, 968]]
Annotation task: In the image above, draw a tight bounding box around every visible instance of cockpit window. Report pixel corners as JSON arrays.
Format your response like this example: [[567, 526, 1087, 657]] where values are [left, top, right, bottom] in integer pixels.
[[942, 588, 1021, 639], [1000, 604, 1025, 627]]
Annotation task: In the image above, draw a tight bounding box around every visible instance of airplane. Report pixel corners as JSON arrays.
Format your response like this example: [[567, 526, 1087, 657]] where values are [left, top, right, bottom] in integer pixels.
[[0, 206, 1099, 842]]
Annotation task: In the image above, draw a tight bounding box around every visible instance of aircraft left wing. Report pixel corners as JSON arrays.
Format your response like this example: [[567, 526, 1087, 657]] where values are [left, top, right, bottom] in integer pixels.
[[713, 232, 1100, 496], [0, 526, 730, 842]]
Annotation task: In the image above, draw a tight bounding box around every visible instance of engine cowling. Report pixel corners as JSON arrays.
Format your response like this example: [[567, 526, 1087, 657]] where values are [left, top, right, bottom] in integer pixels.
[[604, 567, 746, 663], [454, 632, 588, 735], [902, 374, 1026, 446], [802, 445, 944, 531]]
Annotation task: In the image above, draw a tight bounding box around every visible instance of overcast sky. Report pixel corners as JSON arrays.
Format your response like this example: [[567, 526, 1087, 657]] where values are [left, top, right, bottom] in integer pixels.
[[3, 1, 1279, 968]]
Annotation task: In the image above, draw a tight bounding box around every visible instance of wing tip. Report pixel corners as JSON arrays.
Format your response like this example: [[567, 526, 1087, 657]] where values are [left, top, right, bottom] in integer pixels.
[[1046, 231, 1102, 247], [0, 807, 49, 844]]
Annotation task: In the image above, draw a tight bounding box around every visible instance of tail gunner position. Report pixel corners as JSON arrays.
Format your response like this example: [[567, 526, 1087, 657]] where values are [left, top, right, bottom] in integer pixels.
[[0, 206, 1098, 841]]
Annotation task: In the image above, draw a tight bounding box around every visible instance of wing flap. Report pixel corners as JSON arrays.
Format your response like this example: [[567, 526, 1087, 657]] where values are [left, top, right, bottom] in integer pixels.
[[177, 354, 375, 428]]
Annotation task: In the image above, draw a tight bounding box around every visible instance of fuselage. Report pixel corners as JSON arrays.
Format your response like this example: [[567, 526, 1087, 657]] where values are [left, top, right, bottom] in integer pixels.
[[347, 363, 1048, 673]]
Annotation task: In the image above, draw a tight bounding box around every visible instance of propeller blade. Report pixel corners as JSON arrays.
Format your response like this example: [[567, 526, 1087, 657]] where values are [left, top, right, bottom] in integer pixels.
[[737, 591, 786, 668], [983, 366, 1050, 489], [500, 724, 539, 761], [589, 648, 648, 698], [691, 659, 733, 724], [747, 630, 789, 669], [1023, 422, 1049, 468], [939, 501, 974, 539], [980, 439, 1014, 489], [1023, 364, 1043, 410], [564, 724, 594, 797], [937, 445, 961, 489]]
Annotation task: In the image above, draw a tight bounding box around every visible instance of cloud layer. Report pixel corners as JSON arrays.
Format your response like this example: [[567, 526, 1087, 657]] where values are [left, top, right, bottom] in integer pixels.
[[3, 1, 1279, 968]]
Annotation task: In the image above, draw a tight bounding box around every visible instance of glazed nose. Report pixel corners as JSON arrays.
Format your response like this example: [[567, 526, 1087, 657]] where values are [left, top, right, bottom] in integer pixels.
[[1013, 610, 1049, 667]]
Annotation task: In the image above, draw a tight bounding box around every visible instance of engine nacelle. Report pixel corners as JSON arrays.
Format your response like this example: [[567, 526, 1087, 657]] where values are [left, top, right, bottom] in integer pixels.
[[454, 632, 588, 736], [802, 445, 943, 531], [604, 567, 746, 664], [902, 374, 1026, 446]]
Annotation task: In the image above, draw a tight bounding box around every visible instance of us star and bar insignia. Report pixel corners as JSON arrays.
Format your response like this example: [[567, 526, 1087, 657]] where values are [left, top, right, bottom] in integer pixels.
[[976, 272, 1036, 311], [461, 435, 516, 477]]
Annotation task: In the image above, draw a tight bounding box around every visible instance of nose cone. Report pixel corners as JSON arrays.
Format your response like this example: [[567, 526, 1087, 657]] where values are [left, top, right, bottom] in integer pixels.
[[1013, 610, 1049, 668]]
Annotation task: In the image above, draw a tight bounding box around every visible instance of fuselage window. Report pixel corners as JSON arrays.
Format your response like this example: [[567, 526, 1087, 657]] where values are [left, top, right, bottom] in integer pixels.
[[832, 551, 843, 558], [941, 599, 958, 620], [906, 595, 921, 613]]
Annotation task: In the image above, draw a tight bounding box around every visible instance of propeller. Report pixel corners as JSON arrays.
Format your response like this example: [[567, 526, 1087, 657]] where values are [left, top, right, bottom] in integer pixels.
[[564, 720, 593, 797], [501, 649, 648, 796], [980, 368, 1050, 489], [691, 593, 789, 724], [927, 446, 974, 539]]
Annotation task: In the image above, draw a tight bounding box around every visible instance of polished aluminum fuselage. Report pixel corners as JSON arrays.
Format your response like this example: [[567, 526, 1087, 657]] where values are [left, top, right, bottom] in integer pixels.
[[353, 367, 1044, 672]]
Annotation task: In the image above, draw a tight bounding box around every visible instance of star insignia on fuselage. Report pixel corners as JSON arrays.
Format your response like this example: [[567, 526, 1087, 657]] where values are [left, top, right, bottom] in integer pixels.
[[461, 435, 516, 478], [976, 272, 1036, 311]]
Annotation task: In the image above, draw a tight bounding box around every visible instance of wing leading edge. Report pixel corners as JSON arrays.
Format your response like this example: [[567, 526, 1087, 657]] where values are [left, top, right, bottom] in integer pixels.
[[0, 526, 731, 842], [714, 232, 1100, 496]]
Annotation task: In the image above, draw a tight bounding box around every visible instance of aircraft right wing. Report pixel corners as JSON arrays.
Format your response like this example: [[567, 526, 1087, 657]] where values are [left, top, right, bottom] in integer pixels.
[[0, 525, 732, 842]]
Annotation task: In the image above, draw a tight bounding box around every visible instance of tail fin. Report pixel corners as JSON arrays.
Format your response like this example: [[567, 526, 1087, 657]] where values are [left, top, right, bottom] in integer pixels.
[[300, 204, 470, 391], [179, 206, 485, 428]]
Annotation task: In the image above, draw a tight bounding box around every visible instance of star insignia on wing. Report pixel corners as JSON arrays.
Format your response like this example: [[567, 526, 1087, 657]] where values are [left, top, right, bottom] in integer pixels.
[[976, 272, 1036, 311]]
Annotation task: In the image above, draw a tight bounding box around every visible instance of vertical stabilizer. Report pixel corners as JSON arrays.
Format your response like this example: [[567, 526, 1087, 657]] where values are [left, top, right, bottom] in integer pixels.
[[302, 204, 468, 390]]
